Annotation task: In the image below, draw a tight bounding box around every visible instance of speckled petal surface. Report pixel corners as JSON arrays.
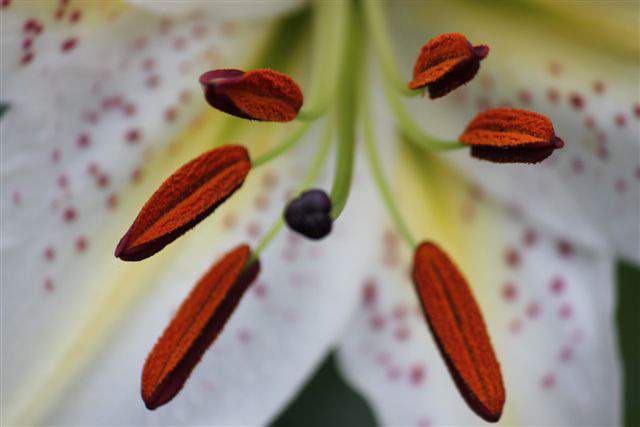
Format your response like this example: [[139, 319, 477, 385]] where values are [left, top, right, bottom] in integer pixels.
[[337, 147, 620, 426]]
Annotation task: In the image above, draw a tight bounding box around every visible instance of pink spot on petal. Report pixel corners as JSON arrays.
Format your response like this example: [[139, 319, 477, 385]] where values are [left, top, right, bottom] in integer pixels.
[[547, 88, 559, 104], [69, 9, 82, 23], [548, 61, 562, 76], [51, 148, 61, 163], [77, 133, 90, 148], [526, 302, 541, 318], [559, 303, 573, 319], [392, 305, 408, 320], [571, 157, 584, 174], [542, 373, 556, 389], [593, 80, 605, 94], [559, 347, 573, 362], [106, 193, 118, 209], [237, 329, 251, 344], [505, 247, 521, 268], [253, 283, 267, 298], [615, 113, 626, 128], [146, 74, 160, 89], [246, 222, 261, 239], [75, 236, 88, 252], [394, 326, 410, 342], [125, 128, 141, 144], [523, 229, 537, 247], [509, 318, 522, 334], [387, 366, 402, 381], [44, 246, 55, 261], [21, 52, 34, 65], [12, 191, 21, 205], [502, 282, 518, 302], [60, 37, 77, 53], [569, 93, 585, 110], [43, 278, 55, 291], [369, 314, 385, 331], [164, 107, 177, 122], [518, 90, 532, 105], [550, 277, 565, 295], [556, 240, 574, 257], [409, 365, 426, 386], [362, 279, 377, 308], [63, 207, 76, 222]]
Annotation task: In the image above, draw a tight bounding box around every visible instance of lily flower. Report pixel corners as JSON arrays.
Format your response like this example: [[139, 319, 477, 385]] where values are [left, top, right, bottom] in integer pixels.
[[1, 1, 638, 426]]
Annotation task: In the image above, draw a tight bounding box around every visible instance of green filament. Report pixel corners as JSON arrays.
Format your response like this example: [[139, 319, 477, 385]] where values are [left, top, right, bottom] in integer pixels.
[[361, 72, 417, 249], [329, 0, 359, 220]]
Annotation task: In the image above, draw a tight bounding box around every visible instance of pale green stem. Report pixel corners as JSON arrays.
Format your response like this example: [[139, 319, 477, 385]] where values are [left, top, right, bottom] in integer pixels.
[[297, 1, 347, 120], [329, 0, 359, 220], [252, 120, 334, 259], [363, 0, 416, 97], [384, 79, 466, 152], [251, 121, 312, 168], [361, 72, 417, 249]]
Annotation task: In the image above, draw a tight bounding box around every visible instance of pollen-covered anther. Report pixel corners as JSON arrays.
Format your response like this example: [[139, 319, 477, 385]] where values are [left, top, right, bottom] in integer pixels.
[[412, 241, 505, 422], [199, 68, 303, 122], [115, 145, 251, 261], [408, 33, 488, 99], [141, 245, 260, 410], [284, 189, 332, 240], [459, 108, 564, 163]]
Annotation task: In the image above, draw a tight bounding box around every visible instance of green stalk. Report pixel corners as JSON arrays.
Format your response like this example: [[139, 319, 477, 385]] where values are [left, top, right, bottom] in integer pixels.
[[329, 0, 359, 220], [363, 0, 416, 97], [251, 121, 312, 168], [384, 79, 465, 152], [361, 68, 417, 249]]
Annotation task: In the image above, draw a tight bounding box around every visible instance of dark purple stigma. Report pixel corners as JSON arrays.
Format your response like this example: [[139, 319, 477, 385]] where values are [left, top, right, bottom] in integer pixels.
[[284, 189, 332, 240]]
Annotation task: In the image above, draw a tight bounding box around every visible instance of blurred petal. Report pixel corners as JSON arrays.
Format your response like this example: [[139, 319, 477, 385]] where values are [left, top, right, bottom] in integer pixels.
[[1, 3, 376, 425], [36, 138, 384, 425], [389, 1, 640, 262], [128, 0, 303, 21], [337, 143, 621, 426]]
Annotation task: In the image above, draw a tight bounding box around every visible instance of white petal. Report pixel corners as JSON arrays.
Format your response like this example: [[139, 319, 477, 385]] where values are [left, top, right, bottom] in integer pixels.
[[41, 142, 384, 425], [389, 2, 640, 262], [1, 3, 373, 425], [336, 145, 621, 426]]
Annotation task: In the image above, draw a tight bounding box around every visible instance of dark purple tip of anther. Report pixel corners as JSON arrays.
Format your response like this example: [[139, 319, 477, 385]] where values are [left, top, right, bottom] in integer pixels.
[[284, 189, 332, 240], [553, 136, 565, 148], [473, 45, 490, 60], [198, 69, 245, 86], [198, 69, 253, 120]]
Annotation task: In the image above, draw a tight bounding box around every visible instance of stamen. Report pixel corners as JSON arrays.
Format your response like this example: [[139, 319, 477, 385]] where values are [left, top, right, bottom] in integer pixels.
[[408, 33, 489, 99], [459, 108, 565, 163], [199, 68, 303, 122], [115, 145, 250, 261], [141, 245, 260, 409], [412, 242, 505, 423]]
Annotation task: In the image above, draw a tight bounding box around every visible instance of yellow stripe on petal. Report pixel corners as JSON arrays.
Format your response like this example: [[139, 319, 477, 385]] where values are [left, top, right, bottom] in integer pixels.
[[5, 107, 282, 424]]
